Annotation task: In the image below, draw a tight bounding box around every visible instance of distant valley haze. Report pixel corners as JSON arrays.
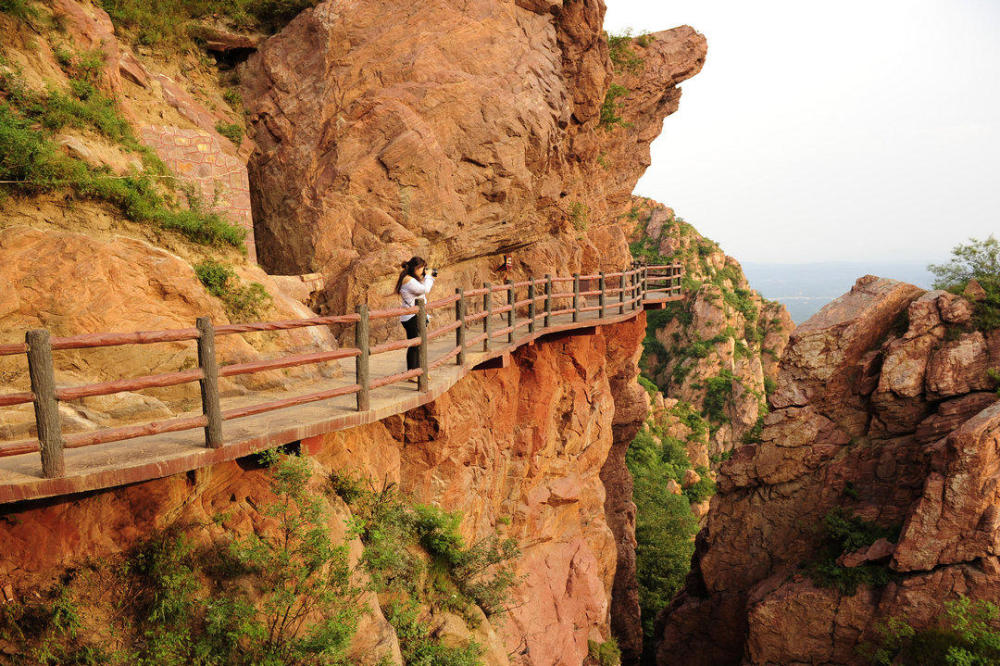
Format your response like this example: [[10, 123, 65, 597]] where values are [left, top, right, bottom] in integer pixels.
[[604, 0, 1000, 319]]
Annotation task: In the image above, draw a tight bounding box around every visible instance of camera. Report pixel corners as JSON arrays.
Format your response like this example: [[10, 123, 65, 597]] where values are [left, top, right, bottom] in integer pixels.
[[430, 268, 438, 277]]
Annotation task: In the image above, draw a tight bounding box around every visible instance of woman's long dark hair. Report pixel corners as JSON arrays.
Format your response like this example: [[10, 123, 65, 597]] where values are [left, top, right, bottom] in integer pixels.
[[395, 256, 427, 293]]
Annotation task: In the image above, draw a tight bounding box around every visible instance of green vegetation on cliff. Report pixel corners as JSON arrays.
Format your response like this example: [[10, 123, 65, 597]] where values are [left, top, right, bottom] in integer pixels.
[[627, 400, 712, 646], [0, 452, 518, 665], [867, 597, 1000, 666], [98, 0, 322, 47], [0, 48, 245, 248], [930, 235, 1000, 332]]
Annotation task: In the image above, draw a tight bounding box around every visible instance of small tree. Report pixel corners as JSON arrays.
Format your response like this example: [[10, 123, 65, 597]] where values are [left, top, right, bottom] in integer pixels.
[[929, 235, 1000, 289]]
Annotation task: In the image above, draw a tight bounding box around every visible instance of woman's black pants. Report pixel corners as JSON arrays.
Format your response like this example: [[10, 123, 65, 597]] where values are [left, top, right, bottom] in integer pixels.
[[402, 316, 420, 370]]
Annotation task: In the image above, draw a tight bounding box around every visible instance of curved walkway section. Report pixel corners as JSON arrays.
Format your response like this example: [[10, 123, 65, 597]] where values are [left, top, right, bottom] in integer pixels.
[[0, 266, 682, 504]]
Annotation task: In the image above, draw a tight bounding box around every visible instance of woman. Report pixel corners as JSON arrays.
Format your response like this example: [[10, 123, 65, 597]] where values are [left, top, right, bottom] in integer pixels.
[[395, 256, 436, 374]]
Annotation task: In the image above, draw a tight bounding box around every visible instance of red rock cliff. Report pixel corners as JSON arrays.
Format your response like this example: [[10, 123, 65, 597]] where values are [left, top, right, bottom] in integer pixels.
[[1, 318, 646, 664], [240, 1, 706, 330], [657, 276, 1000, 665]]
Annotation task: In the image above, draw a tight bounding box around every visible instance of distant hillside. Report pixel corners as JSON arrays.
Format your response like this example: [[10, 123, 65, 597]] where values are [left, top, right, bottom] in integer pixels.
[[742, 261, 936, 322]]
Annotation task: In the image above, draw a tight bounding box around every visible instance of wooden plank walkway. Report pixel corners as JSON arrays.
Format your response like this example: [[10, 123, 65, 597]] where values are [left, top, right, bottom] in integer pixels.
[[0, 294, 680, 504]]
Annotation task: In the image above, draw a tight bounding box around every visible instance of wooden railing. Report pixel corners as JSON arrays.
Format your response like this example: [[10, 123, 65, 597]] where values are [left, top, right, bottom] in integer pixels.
[[0, 263, 683, 477]]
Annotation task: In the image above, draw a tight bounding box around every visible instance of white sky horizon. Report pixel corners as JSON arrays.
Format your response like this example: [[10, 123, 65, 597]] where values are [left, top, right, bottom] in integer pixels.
[[604, 0, 1000, 265]]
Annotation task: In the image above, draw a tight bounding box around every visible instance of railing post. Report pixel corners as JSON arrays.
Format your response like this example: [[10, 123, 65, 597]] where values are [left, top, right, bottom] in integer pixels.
[[544, 274, 552, 328], [619, 270, 626, 315], [630, 269, 637, 311], [196, 317, 224, 449], [26, 329, 64, 478], [641, 266, 648, 304], [355, 305, 370, 411], [599, 272, 607, 319], [527, 280, 536, 333], [483, 282, 492, 352], [417, 298, 429, 392], [506, 280, 516, 344], [572, 273, 580, 323], [455, 287, 466, 365]]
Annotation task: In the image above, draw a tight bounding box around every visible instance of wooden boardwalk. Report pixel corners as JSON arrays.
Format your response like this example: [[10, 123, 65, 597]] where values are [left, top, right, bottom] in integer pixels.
[[0, 270, 681, 504]]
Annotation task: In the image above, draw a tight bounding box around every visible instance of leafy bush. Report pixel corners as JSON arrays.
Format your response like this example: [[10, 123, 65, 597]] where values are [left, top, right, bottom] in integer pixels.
[[98, 0, 322, 48], [342, 476, 521, 626], [0, 58, 245, 248], [0, 451, 360, 665], [930, 236, 1000, 332], [867, 597, 1000, 666], [626, 419, 702, 643], [194, 259, 271, 322], [803, 508, 901, 595], [384, 601, 482, 666], [569, 200, 589, 231], [214, 121, 243, 146], [0, 0, 36, 19], [607, 30, 643, 74], [599, 84, 630, 130], [588, 637, 622, 666], [702, 369, 736, 426]]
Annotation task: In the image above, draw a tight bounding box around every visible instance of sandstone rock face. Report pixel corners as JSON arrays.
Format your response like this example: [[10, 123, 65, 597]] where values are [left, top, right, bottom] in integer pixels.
[[241, 1, 705, 336], [627, 198, 794, 459], [0, 318, 646, 665], [0, 227, 338, 440], [657, 276, 1000, 665]]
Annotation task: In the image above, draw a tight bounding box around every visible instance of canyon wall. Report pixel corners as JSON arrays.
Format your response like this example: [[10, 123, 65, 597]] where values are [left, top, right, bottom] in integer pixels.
[[240, 1, 706, 337], [657, 276, 1000, 664], [627, 197, 793, 463], [1, 318, 647, 664]]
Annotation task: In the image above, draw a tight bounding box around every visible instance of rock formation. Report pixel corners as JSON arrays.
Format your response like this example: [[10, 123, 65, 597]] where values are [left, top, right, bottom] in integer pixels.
[[0, 0, 708, 661], [657, 276, 1000, 665], [0, 318, 647, 665], [627, 197, 793, 462], [241, 2, 706, 337]]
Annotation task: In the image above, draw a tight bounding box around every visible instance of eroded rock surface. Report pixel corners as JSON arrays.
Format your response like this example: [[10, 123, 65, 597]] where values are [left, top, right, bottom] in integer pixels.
[[0, 318, 647, 665], [656, 277, 1000, 665], [241, 1, 706, 335]]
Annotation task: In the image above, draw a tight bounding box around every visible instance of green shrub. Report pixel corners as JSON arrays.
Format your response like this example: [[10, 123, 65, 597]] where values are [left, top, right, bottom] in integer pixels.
[[0, 60, 245, 248], [194, 259, 271, 322], [599, 83, 630, 130], [930, 236, 1000, 333], [384, 600, 482, 666], [0, 451, 360, 664], [803, 508, 901, 595], [702, 369, 736, 426], [222, 88, 243, 109], [569, 200, 589, 231], [98, 0, 322, 48], [343, 478, 520, 621], [627, 423, 703, 643], [588, 637, 622, 666], [638, 375, 658, 398], [607, 30, 643, 74], [214, 121, 243, 146], [0, 0, 36, 19], [867, 597, 1000, 666]]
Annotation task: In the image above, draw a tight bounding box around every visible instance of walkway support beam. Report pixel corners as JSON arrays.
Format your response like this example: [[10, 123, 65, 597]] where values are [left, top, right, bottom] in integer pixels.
[[355, 305, 370, 411], [417, 298, 429, 392], [26, 329, 65, 478], [196, 317, 224, 449]]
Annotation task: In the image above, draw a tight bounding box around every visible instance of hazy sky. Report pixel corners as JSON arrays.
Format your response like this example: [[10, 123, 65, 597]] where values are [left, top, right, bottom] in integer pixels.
[[604, 0, 1000, 264]]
